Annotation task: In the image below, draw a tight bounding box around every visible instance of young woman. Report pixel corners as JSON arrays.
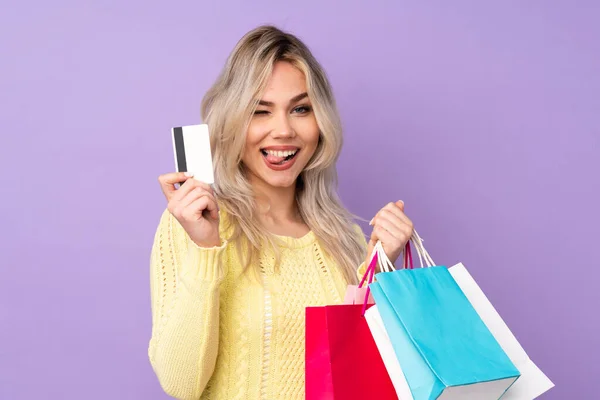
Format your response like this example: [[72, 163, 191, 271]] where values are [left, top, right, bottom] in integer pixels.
[[148, 25, 414, 400]]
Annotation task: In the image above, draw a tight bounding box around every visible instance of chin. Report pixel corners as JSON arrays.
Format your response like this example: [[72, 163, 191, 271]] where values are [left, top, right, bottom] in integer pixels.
[[261, 172, 300, 188]]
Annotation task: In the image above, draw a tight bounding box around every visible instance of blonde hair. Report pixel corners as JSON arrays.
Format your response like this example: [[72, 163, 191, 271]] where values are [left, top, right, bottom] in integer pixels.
[[201, 25, 365, 284]]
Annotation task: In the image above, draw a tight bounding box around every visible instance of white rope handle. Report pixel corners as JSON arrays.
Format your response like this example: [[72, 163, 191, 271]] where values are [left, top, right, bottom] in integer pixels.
[[369, 229, 436, 274], [410, 230, 435, 268], [365, 241, 394, 275], [411, 236, 425, 269], [374, 241, 395, 272]]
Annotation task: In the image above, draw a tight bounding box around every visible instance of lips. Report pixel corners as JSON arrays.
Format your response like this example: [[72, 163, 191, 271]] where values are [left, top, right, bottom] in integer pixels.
[[260, 146, 300, 171]]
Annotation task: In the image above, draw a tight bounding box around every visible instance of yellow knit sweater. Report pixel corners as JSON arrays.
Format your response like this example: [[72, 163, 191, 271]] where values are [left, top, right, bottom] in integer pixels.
[[148, 209, 367, 400]]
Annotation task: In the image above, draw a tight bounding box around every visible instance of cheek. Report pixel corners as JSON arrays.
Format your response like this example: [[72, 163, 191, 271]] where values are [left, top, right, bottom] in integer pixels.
[[305, 129, 321, 153], [296, 119, 320, 149], [246, 122, 262, 146]]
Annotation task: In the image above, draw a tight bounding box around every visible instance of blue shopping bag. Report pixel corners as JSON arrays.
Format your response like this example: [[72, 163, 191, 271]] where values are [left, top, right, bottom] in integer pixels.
[[370, 265, 521, 400]]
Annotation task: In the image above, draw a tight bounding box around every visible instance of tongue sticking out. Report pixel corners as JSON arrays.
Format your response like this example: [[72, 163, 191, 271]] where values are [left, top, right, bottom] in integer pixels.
[[265, 154, 286, 164]]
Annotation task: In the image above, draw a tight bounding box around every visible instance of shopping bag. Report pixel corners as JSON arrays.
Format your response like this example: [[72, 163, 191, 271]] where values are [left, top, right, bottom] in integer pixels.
[[361, 241, 414, 399], [448, 263, 554, 399], [369, 233, 521, 400], [410, 234, 554, 399], [365, 304, 413, 399], [305, 252, 397, 399], [343, 285, 374, 305], [343, 240, 402, 306]]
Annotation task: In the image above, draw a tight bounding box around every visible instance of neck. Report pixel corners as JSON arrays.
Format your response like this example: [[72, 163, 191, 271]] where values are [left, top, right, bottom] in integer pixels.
[[251, 177, 300, 224]]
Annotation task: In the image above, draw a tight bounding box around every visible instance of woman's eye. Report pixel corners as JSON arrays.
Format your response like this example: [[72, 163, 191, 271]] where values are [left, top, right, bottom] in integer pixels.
[[254, 110, 269, 115], [293, 105, 311, 114]]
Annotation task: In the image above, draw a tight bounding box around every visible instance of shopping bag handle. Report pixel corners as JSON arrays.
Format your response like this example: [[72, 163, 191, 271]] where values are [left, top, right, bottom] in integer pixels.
[[358, 241, 403, 315], [359, 241, 397, 288], [357, 233, 435, 315], [358, 249, 378, 315], [369, 230, 436, 273], [374, 240, 413, 272], [358, 250, 377, 289], [410, 230, 436, 268]]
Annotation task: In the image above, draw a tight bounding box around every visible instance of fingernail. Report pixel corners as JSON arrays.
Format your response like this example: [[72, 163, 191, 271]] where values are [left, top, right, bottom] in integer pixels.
[[184, 172, 194, 177], [369, 218, 374, 226]]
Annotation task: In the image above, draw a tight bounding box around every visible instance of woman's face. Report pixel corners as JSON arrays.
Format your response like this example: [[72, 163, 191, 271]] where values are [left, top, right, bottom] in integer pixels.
[[242, 61, 320, 190]]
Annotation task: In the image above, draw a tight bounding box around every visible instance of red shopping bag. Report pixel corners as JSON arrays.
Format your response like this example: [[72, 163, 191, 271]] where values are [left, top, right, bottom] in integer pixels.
[[305, 253, 397, 399]]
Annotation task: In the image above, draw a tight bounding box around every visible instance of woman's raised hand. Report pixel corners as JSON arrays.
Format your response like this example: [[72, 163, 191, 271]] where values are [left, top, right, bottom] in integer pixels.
[[158, 172, 221, 248]]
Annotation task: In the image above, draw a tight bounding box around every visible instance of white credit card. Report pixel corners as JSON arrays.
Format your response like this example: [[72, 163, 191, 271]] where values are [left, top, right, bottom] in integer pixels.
[[171, 124, 215, 184]]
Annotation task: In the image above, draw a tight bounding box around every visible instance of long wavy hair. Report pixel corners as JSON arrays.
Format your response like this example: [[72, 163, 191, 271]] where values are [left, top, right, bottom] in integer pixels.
[[201, 25, 365, 284]]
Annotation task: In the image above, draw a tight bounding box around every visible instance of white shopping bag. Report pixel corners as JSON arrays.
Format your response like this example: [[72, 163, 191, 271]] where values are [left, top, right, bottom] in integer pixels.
[[365, 231, 554, 399], [448, 263, 554, 399], [364, 304, 412, 399]]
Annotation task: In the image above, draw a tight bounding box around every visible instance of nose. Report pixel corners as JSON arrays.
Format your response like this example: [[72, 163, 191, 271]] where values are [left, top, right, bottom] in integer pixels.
[[270, 112, 296, 139]]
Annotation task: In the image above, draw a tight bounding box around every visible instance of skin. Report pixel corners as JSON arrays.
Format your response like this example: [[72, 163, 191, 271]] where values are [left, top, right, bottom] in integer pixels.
[[158, 61, 413, 266], [241, 61, 319, 238]]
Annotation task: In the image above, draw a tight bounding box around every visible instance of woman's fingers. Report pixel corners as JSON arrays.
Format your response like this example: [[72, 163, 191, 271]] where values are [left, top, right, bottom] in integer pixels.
[[186, 195, 219, 219], [158, 172, 192, 200], [184, 195, 219, 221], [171, 177, 213, 203], [179, 186, 218, 210], [161, 172, 218, 220], [370, 225, 402, 253], [374, 212, 406, 239], [381, 210, 413, 237], [376, 201, 412, 225], [368, 200, 415, 264]]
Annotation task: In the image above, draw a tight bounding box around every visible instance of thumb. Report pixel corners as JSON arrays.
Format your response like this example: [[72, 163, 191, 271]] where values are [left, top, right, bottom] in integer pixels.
[[367, 231, 378, 257], [367, 237, 376, 251], [396, 200, 405, 211], [365, 239, 376, 265]]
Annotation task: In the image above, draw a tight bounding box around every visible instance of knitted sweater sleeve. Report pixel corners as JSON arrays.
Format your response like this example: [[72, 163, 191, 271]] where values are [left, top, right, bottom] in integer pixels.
[[148, 209, 227, 400], [354, 224, 370, 281]]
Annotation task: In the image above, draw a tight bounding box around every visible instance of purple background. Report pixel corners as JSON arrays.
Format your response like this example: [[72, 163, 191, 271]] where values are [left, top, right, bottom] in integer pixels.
[[1, 1, 598, 399]]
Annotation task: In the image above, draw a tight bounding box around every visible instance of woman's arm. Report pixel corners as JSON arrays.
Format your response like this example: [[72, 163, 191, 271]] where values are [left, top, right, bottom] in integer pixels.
[[148, 209, 227, 400]]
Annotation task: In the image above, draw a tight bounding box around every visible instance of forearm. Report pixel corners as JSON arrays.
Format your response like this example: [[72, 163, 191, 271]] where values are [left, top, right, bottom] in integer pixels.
[[148, 270, 221, 400], [148, 210, 226, 399]]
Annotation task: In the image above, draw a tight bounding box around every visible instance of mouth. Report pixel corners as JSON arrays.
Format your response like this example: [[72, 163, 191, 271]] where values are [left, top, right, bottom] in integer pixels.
[[260, 147, 300, 170]]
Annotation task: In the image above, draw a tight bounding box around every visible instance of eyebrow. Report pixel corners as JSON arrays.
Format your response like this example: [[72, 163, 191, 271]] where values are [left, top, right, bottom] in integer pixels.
[[258, 92, 308, 107]]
